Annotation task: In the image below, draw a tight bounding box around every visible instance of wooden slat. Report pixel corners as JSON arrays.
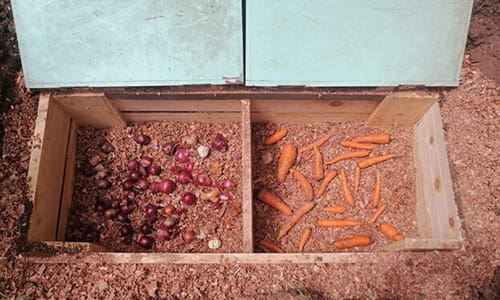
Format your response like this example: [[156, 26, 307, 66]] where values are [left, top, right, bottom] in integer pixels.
[[368, 91, 437, 126], [27, 94, 72, 241], [241, 100, 253, 253], [251, 112, 372, 123], [414, 102, 461, 239], [380, 239, 462, 252], [122, 112, 242, 123], [53, 93, 126, 128], [56, 120, 77, 241], [44, 242, 107, 252], [114, 99, 243, 112]]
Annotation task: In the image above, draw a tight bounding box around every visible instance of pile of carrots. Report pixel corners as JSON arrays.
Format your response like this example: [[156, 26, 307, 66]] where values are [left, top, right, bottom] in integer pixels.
[[257, 129, 405, 253]]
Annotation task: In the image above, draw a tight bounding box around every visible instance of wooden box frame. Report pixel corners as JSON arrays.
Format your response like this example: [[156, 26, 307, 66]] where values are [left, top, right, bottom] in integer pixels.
[[26, 89, 462, 264]]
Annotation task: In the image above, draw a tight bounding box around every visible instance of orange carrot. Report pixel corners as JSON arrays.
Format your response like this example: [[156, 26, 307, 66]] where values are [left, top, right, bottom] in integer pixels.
[[264, 128, 288, 145], [369, 203, 387, 224], [277, 202, 316, 239], [325, 150, 371, 165], [354, 166, 361, 194], [277, 143, 297, 182], [312, 146, 324, 181], [372, 170, 381, 207], [379, 222, 404, 241], [340, 169, 354, 206], [299, 134, 331, 152], [358, 154, 397, 169], [298, 227, 312, 252], [316, 170, 337, 197], [352, 133, 391, 144], [323, 205, 346, 214], [340, 140, 374, 150], [259, 240, 285, 253], [290, 168, 314, 201], [257, 189, 293, 216], [334, 235, 371, 249], [317, 219, 362, 227]]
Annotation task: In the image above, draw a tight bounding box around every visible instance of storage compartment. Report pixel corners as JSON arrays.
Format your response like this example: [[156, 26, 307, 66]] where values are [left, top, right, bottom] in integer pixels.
[[26, 89, 462, 263]]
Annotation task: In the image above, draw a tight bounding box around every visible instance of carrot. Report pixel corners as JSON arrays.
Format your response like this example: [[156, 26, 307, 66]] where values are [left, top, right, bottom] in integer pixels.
[[277, 202, 316, 239], [277, 143, 297, 182], [298, 227, 312, 252], [257, 189, 293, 216], [352, 133, 391, 144], [340, 140, 374, 150], [325, 150, 371, 165], [372, 170, 381, 207], [358, 154, 397, 169], [289, 168, 314, 201], [316, 170, 337, 197], [317, 219, 362, 227], [323, 205, 346, 214], [334, 235, 371, 249], [379, 222, 404, 241], [354, 166, 361, 194], [340, 169, 354, 206], [264, 128, 288, 145], [368, 203, 387, 224], [259, 240, 285, 253], [299, 134, 331, 153], [312, 146, 324, 181]]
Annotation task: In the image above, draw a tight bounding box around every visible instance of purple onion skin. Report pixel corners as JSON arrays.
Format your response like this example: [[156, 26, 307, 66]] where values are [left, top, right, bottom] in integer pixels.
[[136, 178, 149, 190], [156, 228, 170, 241], [140, 156, 153, 168], [211, 134, 228, 152], [176, 170, 192, 184], [138, 236, 154, 249], [128, 159, 139, 171], [134, 134, 151, 146], [122, 179, 133, 190], [162, 142, 177, 156], [158, 179, 176, 194], [148, 165, 162, 176], [175, 147, 190, 163], [182, 192, 197, 206]]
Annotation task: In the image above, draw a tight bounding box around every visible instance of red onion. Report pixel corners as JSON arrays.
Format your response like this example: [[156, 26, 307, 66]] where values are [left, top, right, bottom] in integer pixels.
[[185, 162, 195, 172], [122, 179, 133, 190], [211, 202, 222, 210], [138, 236, 154, 249], [219, 193, 230, 202], [161, 216, 178, 229], [220, 179, 236, 191], [116, 212, 130, 223], [129, 171, 140, 182], [163, 204, 176, 215], [120, 225, 133, 236], [140, 223, 153, 234], [156, 228, 170, 241], [175, 147, 190, 163], [144, 204, 157, 217], [100, 141, 114, 154], [182, 230, 195, 243], [148, 165, 161, 175], [176, 170, 192, 184], [136, 178, 149, 190], [162, 142, 177, 156], [149, 182, 160, 194], [139, 166, 149, 178], [168, 164, 182, 174], [104, 208, 117, 219], [158, 179, 176, 194], [134, 134, 151, 146], [211, 134, 228, 151], [182, 192, 197, 206], [97, 179, 111, 190], [140, 156, 153, 168], [195, 173, 212, 186], [127, 159, 139, 171]]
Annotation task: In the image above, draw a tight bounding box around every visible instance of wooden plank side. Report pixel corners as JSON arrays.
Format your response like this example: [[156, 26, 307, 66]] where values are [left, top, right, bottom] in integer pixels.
[[414, 103, 461, 240], [122, 112, 242, 123], [367, 91, 437, 126], [56, 120, 77, 241], [44, 242, 107, 252], [114, 99, 243, 112], [251, 112, 372, 123], [27, 95, 72, 241], [53, 93, 126, 128], [241, 100, 253, 253], [380, 239, 463, 252]]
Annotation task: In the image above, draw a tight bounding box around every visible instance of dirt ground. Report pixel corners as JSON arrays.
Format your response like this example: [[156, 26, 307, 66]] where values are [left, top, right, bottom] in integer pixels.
[[0, 0, 499, 299]]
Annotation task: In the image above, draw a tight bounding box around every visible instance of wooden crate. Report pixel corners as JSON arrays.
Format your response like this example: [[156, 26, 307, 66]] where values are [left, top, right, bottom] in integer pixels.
[[26, 89, 462, 264]]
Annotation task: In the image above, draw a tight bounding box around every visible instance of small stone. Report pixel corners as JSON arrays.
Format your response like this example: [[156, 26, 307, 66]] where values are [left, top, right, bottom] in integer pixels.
[[184, 134, 198, 146], [89, 154, 102, 166], [197, 145, 210, 159], [208, 238, 222, 249]]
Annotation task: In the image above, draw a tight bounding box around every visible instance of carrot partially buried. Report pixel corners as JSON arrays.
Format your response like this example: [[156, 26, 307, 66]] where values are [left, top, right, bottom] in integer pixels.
[[334, 234, 371, 249], [325, 150, 371, 165], [277, 143, 297, 182], [257, 189, 293, 216], [298, 227, 312, 252], [277, 202, 316, 239], [368, 203, 387, 224], [358, 154, 397, 169], [299, 134, 331, 153], [317, 219, 362, 227], [264, 128, 288, 145], [352, 132, 391, 144], [316, 170, 337, 197], [259, 240, 285, 253], [323, 205, 346, 214], [354, 166, 361, 194], [379, 222, 404, 241], [312, 146, 324, 181], [340, 169, 354, 206], [372, 170, 381, 207], [290, 168, 314, 201], [340, 140, 374, 150]]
